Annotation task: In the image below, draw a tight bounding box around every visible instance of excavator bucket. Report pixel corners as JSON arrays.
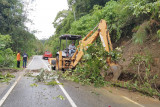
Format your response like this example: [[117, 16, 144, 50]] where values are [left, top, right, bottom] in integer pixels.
[[101, 63, 121, 81], [109, 64, 121, 81]]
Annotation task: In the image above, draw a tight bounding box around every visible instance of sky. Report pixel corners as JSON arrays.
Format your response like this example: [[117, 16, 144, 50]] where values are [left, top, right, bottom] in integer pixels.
[[25, 0, 68, 40]]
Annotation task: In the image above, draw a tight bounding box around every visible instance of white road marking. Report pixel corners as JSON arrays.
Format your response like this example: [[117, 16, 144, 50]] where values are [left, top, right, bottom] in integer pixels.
[[39, 57, 50, 71], [27, 56, 34, 67], [55, 79, 77, 107], [0, 57, 34, 107], [39, 56, 77, 107], [0, 74, 22, 106], [122, 96, 145, 107]]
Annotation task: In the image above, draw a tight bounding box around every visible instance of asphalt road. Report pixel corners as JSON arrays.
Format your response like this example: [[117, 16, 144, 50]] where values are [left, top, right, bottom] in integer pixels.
[[0, 55, 158, 107]]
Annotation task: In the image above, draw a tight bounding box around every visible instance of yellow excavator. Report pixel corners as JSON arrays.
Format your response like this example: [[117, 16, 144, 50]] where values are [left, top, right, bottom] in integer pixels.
[[48, 19, 121, 81]]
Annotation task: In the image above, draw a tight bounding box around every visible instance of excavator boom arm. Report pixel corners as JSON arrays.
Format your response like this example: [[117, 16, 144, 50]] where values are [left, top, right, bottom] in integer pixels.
[[72, 19, 113, 67], [49, 19, 121, 81]]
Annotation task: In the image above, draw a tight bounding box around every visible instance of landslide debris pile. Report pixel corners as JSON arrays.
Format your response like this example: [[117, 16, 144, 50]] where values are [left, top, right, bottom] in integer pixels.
[[114, 20, 160, 98]]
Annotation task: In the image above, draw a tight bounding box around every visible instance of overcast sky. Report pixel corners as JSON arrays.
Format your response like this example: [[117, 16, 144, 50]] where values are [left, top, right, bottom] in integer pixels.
[[25, 0, 68, 40]]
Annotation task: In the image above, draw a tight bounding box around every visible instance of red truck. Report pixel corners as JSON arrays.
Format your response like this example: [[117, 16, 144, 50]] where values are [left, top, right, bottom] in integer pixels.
[[43, 51, 52, 59]]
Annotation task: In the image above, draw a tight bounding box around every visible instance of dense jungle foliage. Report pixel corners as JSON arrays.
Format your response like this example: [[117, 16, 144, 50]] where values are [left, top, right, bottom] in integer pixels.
[[0, 0, 43, 68]]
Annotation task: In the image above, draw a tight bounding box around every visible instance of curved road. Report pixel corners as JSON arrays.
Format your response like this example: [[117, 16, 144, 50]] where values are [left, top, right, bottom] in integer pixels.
[[0, 55, 159, 107]]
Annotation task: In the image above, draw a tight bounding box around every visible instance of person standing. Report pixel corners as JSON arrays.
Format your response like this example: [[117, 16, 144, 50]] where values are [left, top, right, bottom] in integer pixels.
[[17, 51, 21, 68], [22, 52, 28, 68]]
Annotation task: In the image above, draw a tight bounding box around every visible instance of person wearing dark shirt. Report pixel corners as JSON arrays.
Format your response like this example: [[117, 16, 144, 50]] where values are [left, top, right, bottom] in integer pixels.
[[22, 52, 28, 68]]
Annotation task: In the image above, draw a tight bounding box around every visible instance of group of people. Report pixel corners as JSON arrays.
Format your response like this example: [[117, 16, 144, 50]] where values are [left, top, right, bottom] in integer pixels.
[[17, 51, 28, 68]]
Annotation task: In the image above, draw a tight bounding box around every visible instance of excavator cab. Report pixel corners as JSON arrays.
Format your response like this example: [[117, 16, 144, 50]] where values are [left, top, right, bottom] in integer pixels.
[[56, 34, 81, 58]]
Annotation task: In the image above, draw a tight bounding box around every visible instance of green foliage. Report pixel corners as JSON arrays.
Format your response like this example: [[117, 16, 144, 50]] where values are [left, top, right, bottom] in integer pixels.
[[62, 44, 108, 87], [0, 35, 15, 67], [157, 29, 160, 42], [46, 80, 63, 86], [30, 83, 38, 87], [53, 95, 65, 100], [63, 44, 122, 87], [0, 72, 15, 83], [46, 0, 160, 90], [131, 0, 160, 18], [24, 72, 34, 77], [108, 48, 122, 62], [69, 0, 159, 41], [54, 11, 75, 36], [34, 69, 46, 82], [157, 29, 160, 37], [112, 80, 160, 98], [131, 53, 153, 67], [127, 53, 160, 97], [68, 0, 110, 19], [0, 34, 11, 49], [0, 0, 43, 61], [0, 0, 25, 34], [57, 95, 65, 100], [53, 10, 69, 28], [46, 0, 160, 55], [133, 21, 149, 44]]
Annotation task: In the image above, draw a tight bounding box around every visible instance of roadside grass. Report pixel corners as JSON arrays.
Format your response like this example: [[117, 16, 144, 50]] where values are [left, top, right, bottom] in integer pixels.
[[105, 81, 160, 99]]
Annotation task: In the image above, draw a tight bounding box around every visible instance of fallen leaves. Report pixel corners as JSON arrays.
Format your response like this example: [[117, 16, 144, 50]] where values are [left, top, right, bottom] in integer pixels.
[[30, 83, 38, 87], [46, 80, 63, 86], [53, 95, 65, 100], [0, 72, 15, 83]]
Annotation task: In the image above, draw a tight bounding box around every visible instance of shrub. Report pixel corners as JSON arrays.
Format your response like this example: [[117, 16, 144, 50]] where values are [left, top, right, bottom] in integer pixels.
[[133, 21, 149, 44], [0, 34, 15, 67]]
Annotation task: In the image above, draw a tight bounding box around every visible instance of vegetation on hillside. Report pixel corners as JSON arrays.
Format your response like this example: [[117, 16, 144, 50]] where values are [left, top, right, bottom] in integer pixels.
[[0, 0, 44, 68], [45, 0, 160, 54], [44, 0, 160, 98]]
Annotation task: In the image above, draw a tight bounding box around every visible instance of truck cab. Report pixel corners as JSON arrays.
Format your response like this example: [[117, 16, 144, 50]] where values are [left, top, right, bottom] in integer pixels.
[[43, 51, 52, 59]]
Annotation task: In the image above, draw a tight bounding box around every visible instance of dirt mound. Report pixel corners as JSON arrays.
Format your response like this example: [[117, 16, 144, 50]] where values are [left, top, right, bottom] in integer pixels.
[[119, 36, 160, 74], [0, 68, 18, 72], [116, 35, 160, 92]]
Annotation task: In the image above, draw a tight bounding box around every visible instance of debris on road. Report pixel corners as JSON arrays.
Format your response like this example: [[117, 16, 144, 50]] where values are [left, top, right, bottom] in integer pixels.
[[0, 72, 15, 83], [24, 72, 34, 77], [30, 83, 38, 87], [53, 95, 65, 100], [90, 91, 100, 96], [24, 69, 63, 87], [46, 80, 63, 86]]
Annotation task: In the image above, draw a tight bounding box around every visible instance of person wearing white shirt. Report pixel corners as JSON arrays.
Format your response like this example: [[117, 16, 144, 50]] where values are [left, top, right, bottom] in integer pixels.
[[69, 42, 76, 56]]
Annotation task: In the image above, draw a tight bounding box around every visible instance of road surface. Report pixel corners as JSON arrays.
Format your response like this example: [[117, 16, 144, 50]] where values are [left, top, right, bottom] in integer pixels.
[[0, 55, 160, 107]]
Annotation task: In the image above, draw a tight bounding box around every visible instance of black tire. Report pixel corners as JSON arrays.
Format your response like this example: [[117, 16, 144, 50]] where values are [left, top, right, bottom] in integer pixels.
[[51, 66, 55, 70]]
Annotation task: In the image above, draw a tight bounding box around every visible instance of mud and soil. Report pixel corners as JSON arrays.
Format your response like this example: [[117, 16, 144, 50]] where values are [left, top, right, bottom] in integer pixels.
[[117, 35, 160, 90]]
